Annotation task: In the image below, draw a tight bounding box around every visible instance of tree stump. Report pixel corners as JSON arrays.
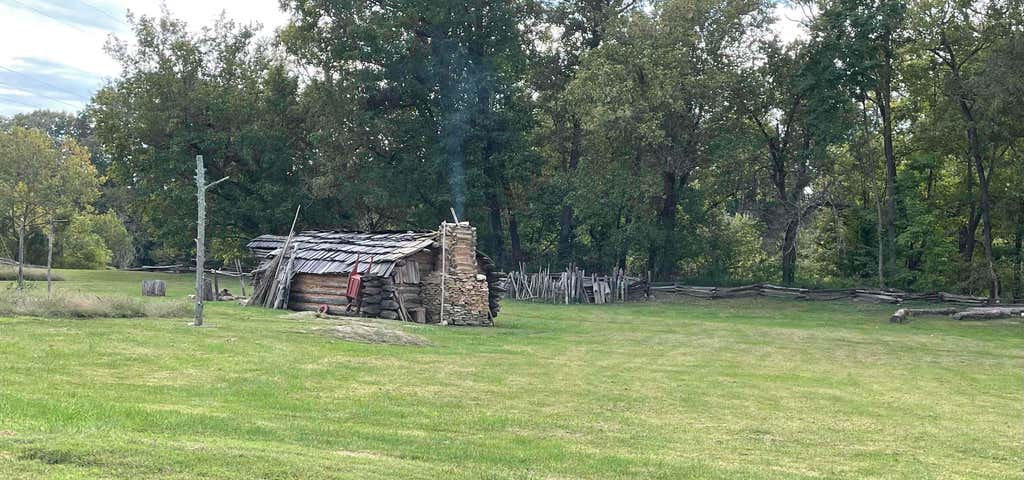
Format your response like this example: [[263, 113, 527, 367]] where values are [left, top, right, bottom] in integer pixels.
[[142, 280, 166, 297]]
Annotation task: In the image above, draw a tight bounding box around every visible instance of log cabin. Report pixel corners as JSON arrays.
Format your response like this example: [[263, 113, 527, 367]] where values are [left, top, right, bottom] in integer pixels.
[[247, 222, 502, 326]]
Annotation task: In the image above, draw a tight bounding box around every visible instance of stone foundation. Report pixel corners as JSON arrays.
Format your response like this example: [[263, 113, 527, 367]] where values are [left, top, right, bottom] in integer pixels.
[[421, 222, 492, 326]]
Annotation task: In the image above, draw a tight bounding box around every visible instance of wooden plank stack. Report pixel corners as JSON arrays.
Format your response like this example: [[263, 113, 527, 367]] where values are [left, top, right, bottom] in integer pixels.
[[503, 265, 648, 304]]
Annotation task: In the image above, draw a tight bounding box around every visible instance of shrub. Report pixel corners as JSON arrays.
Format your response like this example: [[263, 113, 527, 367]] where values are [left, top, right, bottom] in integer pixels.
[[59, 216, 112, 269], [0, 289, 189, 318], [0, 266, 64, 282]]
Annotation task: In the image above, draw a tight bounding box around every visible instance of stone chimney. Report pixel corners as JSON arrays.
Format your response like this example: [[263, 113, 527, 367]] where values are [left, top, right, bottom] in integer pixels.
[[421, 222, 492, 326]]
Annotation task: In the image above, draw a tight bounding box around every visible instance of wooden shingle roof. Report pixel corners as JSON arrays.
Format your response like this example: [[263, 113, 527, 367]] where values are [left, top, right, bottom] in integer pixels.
[[247, 230, 438, 277]]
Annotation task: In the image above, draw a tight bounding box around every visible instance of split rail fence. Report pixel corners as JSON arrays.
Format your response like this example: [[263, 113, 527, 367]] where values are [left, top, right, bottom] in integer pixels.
[[650, 283, 993, 305]]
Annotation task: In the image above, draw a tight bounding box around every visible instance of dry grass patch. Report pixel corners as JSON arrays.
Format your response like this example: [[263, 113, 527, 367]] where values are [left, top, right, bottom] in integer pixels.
[[0, 266, 63, 282], [0, 289, 189, 318], [311, 322, 432, 346], [285, 310, 432, 346]]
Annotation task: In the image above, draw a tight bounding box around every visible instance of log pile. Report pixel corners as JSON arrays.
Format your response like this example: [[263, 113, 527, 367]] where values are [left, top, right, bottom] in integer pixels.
[[504, 265, 648, 304], [650, 283, 992, 305], [890, 306, 1024, 323], [360, 275, 402, 320], [478, 254, 506, 317]]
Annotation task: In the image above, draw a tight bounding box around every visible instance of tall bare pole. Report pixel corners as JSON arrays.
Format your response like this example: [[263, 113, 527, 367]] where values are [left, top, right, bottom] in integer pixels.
[[194, 155, 229, 327], [16, 223, 25, 289], [46, 220, 54, 299]]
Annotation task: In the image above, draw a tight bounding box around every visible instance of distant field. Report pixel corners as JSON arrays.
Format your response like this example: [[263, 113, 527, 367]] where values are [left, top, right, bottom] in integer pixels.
[[0, 270, 1021, 479]]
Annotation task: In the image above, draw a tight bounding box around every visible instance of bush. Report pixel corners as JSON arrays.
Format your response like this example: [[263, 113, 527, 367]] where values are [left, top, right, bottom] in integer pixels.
[[0, 266, 64, 281], [60, 217, 111, 269], [89, 212, 135, 268], [58, 212, 135, 269], [0, 289, 189, 318]]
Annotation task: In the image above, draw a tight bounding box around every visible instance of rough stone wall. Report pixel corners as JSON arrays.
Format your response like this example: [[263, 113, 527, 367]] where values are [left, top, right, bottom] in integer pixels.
[[421, 222, 492, 326]]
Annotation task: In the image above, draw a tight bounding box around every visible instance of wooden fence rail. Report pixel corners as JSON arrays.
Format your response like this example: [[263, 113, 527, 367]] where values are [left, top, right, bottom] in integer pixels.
[[650, 283, 993, 305]]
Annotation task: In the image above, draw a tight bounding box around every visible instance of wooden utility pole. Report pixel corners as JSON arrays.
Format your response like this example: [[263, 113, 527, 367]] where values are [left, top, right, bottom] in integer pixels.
[[16, 223, 25, 289], [46, 220, 54, 299], [194, 155, 229, 327]]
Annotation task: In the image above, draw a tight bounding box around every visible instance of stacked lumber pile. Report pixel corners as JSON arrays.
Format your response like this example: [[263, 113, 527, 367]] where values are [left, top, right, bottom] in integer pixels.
[[504, 265, 648, 304], [650, 283, 991, 305]]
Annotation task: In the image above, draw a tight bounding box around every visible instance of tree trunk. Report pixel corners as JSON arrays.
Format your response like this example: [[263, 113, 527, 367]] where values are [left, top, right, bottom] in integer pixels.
[[939, 33, 999, 300], [960, 104, 998, 301], [142, 280, 167, 297], [16, 223, 25, 289], [877, 85, 898, 277], [652, 170, 680, 280], [960, 206, 980, 262], [557, 118, 582, 264], [508, 209, 522, 267], [485, 190, 505, 266], [781, 217, 799, 285], [1013, 213, 1023, 302], [876, 195, 885, 288]]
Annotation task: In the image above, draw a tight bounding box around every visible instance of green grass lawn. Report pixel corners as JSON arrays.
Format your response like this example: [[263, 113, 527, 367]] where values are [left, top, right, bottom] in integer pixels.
[[0, 270, 1021, 479]]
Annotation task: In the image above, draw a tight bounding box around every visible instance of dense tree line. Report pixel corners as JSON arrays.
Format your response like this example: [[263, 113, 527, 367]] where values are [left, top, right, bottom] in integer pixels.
[[1, 0, 1021, 299]]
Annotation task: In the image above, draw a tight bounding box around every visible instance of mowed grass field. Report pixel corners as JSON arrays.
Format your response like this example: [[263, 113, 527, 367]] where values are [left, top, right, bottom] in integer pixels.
[[0, 270, 1021, 479]]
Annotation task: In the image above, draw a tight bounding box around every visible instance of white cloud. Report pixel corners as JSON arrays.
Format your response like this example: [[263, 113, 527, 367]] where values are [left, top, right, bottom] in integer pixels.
[[0, 0, 288, 115]]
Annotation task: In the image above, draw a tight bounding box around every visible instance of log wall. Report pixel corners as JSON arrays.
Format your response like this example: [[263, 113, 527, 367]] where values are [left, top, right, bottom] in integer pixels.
[[288, 273, 350, 314]]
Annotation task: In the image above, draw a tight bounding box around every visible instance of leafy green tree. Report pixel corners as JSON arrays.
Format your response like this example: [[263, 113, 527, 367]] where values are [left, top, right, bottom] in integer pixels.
[[569, 0, 769, 279], [812, 0, 907, 280], [532, 0, 640, 264], [279, 0, 538, 265], [59, 215, 113, 269], [908, 0, 1019, 299], [737, 39, 849, 284], [56, 211, 133, 269], [0, 127, 99, 286], [91, 12, 311, 264]]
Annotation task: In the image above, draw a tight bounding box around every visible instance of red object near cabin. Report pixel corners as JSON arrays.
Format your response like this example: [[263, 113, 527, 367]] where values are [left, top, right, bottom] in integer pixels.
[[345, 256, 373, 313], [346, 256, 363, 302]]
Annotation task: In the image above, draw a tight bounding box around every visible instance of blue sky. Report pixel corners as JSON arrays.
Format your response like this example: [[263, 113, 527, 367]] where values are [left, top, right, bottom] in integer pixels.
[[0, 0, 809, 117], [0, 0, 287, 116]]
